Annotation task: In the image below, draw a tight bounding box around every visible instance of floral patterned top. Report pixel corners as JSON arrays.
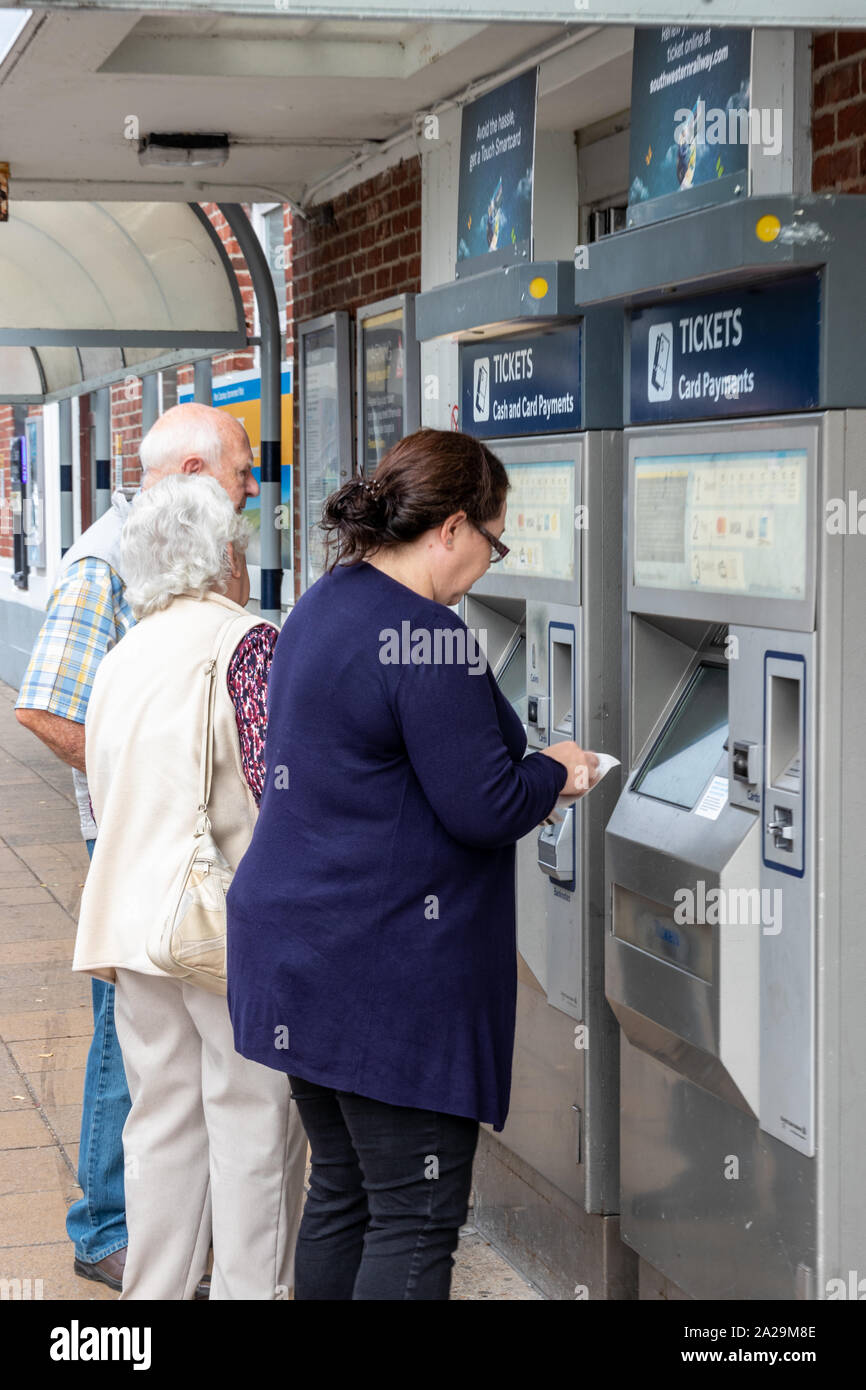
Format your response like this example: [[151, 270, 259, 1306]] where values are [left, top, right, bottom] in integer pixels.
[[226, 623, 278, 804]]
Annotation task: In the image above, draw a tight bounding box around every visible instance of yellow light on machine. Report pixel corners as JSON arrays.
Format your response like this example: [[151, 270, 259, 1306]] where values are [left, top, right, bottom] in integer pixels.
[[529, 276, 549, 300], [755, 214, 781, 243]]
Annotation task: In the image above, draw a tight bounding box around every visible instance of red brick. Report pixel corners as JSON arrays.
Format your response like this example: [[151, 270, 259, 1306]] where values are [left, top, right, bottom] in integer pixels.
[[813, 142, 861, 188], [838, 95, 866, 140], [815, 61, 860, 110], [838, 29, 866, 60], [813, 31, 837, 68], [812, 111, 836, 150]]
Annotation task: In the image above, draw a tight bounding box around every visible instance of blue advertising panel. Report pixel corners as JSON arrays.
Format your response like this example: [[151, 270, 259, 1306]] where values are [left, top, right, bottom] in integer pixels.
[[456, 69, 537, 277], [461, 327, 581, 438], [627, 25, 753, 228], [629, 275, 821, 424]]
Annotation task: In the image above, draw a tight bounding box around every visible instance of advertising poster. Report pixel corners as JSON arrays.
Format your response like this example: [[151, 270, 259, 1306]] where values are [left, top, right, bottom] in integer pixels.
[[0, 161, 8, 222], [627, 26, 752, 224], [362, 307, 405, 474], [180, 366, 293, 570], [456, 68, 537, 274]]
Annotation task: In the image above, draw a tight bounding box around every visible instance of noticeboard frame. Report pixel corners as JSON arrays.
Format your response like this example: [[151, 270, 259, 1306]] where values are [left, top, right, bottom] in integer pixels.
[[298, 311, 353, 594], [355, 294, 420, 477]]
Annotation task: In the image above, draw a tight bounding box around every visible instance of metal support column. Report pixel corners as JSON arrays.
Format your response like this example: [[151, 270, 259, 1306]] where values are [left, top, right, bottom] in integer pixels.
[[58, 397, 74, 556], [220, 203, 282, 625], [93, 387, 111, 518], [194, 359, 213, 406], [141, 374, 159, 433]]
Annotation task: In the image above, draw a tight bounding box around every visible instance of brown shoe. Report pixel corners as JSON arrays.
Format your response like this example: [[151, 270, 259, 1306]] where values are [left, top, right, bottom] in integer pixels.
[[74, 1247, 126, 1293]]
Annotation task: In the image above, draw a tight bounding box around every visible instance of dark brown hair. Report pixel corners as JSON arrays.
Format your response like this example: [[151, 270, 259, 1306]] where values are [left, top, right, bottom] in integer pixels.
[[320, 427, 509, 570]]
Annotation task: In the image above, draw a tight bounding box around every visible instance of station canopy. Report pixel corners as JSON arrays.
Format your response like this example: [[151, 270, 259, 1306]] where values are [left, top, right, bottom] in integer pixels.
[[0, 201, 247, 403], [6, 2, 864, 28]]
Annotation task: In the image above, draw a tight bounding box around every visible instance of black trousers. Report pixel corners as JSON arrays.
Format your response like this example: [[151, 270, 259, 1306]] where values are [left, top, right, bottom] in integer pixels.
[[288, 1075, 479, 1301]]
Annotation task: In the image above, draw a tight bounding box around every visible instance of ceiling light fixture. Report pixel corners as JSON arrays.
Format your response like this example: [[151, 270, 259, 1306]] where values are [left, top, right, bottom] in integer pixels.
[[138, 134, 230, 169]]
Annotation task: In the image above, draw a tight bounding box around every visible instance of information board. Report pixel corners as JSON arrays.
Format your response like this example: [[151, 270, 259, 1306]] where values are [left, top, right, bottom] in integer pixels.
[[299, 312, 352, 591], [633, 448, 808, 600], [501, 459, 575, 582], [360, 306, 405, 473]]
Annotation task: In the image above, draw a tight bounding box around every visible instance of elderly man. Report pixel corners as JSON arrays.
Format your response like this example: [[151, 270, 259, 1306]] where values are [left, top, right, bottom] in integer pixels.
[[15, 402, 259, 1293]]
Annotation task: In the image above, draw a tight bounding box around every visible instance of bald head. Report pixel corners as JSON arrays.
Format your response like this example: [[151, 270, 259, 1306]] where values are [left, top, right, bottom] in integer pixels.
[[139, 402, 259, 511]]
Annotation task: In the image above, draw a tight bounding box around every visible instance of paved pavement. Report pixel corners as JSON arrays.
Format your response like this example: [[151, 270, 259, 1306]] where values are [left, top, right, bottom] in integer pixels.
[[0, 677, 540, 1302]]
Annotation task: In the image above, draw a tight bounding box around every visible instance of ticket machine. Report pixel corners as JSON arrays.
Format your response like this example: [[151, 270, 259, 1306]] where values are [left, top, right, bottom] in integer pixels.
[[583, 194, 866, 1299], [417, 269, 634, 1298]]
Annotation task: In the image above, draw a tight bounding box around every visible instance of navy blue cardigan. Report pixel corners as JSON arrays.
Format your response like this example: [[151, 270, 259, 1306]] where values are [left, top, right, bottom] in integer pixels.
[[226, 561, 566, 1129]]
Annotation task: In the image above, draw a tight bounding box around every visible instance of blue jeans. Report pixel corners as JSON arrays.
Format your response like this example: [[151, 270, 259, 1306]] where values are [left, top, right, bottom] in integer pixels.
[[65, 838, 131, 1263], [288, 1075, 479, 1300]]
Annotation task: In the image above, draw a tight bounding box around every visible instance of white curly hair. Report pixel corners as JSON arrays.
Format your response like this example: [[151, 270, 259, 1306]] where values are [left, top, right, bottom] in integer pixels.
[[121, 474, 251, 620]]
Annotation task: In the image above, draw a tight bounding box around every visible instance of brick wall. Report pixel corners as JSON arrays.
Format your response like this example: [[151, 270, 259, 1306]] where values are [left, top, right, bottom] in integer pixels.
[[289, 156, 422, 596], [110, 381, 143, 490], [813, 30, 866, 191]]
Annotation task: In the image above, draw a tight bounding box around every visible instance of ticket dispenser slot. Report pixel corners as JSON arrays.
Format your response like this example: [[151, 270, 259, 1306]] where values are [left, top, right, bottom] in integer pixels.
[[538, 623, 576, 887], [551, 630, 575, 737], [763, 654, 805, 875]]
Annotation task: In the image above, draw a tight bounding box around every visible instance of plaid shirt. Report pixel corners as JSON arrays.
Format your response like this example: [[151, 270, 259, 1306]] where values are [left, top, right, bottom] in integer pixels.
[[15, 558, 134, 723]]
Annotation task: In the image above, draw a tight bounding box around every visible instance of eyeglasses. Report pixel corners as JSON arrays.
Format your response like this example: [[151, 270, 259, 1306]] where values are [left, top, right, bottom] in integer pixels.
[[473, 521, 510, 564]]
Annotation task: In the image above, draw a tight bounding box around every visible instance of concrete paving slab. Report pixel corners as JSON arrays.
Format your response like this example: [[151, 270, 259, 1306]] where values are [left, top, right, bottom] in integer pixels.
[[0, 1109, 55, 1149], [0, 1007, 93, 1041], [0, 1189, 78, 1246], [0, 1243, 118, 1301], [9, 1038, 91, 1072]]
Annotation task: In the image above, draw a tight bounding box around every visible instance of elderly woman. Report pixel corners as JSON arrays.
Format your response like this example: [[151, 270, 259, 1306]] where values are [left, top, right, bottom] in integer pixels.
[[227, 428, 599, 1300], [73, 474, 307, 1300]]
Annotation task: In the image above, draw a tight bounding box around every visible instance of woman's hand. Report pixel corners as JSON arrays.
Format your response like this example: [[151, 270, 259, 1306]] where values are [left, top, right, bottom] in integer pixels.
[[540, 741, 600, 797]]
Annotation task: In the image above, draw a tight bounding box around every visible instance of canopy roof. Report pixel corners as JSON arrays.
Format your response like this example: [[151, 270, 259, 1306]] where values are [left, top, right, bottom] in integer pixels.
[[0, 201, 247, 402]]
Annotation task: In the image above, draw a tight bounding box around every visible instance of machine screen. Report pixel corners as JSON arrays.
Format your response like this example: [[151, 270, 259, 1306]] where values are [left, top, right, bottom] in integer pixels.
[[501, 460, 575, 582], [633, 449, 808, 600], [634, 664, 728, 810], [497, 636, 528, 723]]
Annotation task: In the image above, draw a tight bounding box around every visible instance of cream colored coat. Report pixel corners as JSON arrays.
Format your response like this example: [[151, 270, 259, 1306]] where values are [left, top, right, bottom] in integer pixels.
[[73, 591, 266, 982]]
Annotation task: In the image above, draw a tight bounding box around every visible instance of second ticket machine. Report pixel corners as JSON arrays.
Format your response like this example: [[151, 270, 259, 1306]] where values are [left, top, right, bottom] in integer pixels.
[[418, 266, 633, 1297]]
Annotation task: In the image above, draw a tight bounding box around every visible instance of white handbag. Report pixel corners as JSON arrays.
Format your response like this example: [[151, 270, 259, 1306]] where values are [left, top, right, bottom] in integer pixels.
[[146, 655, 233, 994]]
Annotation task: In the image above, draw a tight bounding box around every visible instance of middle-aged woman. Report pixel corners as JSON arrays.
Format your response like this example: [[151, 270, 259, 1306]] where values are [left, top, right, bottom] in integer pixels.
[[73, 474, 307, 1300], [227, 427, 598, 1301]]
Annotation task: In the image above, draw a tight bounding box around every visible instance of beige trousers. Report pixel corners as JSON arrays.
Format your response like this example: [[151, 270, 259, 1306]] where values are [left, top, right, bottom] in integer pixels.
[[113, 968, 308, 1300]]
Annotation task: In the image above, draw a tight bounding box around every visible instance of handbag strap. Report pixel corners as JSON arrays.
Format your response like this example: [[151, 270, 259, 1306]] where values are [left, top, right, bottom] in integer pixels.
[[194, 657, 218, 837]]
